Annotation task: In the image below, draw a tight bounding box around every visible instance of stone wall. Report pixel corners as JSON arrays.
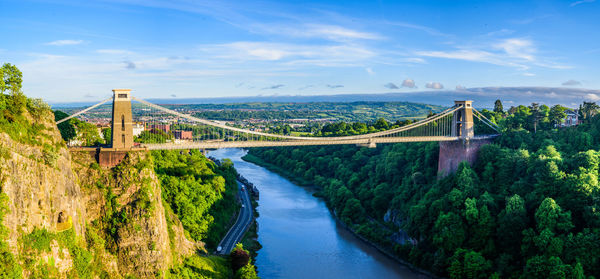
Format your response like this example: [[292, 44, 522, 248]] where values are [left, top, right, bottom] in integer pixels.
[[437, 139, 491, 177]]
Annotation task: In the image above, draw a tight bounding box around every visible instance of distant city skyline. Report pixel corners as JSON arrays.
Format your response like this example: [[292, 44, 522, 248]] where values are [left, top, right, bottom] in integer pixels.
[[1, 0, 599, 102]]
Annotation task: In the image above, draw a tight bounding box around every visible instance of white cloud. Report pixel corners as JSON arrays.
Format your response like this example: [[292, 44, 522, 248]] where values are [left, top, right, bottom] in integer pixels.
[[416, 38, 570, 70], [384, 82, 399, 89], [45, 40, 84, 46], [494, 38, 535, 61], [585, 93, 600, 101], [301, 24, 383, 41], [523, 72, 535, 76], [365, 67, 374, 75], [204, 41, 375, 67], [97, 49, 135, 55], [402, 57, 426, 64], [401, 79, 416, 88], [426, 82, 444, 89], [562, 80, 582, 86], [571, 0, 595, 7], [416, 49, 494, 62], [250, 23, 383, 42]]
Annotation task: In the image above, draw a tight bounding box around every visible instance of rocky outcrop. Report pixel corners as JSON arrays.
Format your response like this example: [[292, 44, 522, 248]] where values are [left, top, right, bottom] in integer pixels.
[[70, 151, 198, 277], [0, 110, 86, 255], [0, 108, 198, 278], [384, 209, 416, 245]]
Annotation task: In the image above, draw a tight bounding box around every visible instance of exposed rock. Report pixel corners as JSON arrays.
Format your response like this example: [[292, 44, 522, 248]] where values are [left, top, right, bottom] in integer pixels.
[[0, 111, 86, 255], [70, 151, 199, 277], [0, 108, 199, 278]]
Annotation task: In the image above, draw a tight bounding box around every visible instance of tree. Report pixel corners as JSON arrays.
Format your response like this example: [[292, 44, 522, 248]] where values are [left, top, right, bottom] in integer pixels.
[[535, 198, 573, 233], [0, 63, 22, 94], [448, 249, 491, 279], [579, 101, 600, 122], [230, 243, 250, 272], [54, 110, 77, 142], [374, 118, 389, 130], [73, 119, 103, 146], [235, 263, 259, 279], [548, 105, 567, 127], [529, 103, 542, 133], [433, 212, 465, 252], [493, 99, 504, 114], [102, 128, 112, 144], [341, 198, 365, 224]]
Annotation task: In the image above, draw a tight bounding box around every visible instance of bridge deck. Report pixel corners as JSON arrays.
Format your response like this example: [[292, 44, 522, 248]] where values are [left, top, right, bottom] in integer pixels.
[[141, 136, 496, 150]]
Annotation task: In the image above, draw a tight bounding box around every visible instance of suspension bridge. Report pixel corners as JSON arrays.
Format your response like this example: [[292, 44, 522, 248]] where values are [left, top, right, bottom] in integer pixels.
[[60, 89, 499, 172]]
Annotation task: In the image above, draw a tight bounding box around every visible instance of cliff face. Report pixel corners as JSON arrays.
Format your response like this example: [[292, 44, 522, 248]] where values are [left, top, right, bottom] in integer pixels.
[[0, 108, 196, 278], [70, 151, 197, 277], [0, 109, 86, 254]]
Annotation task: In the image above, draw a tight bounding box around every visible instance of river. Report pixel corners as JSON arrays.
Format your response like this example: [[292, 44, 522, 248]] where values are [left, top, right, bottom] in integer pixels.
[[209, 148, 426, 279]]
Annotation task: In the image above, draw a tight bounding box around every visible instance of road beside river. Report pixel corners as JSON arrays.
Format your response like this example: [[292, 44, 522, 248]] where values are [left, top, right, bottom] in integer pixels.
[[216, 181, 253, 255], [209, 148, 426, 279]]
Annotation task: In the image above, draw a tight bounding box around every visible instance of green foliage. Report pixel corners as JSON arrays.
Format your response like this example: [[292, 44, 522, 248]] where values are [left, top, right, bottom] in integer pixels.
[[102, 127, 111, 143], [135, 129, 172, 143], [0, 193, 22, 278], [54, 110, 76, 142], [174, 101, 443, 123], [152, 150, 237, 247], [72, 118, 103, 146], [0, 91, 53, 147], [22, 227, 53, 252], [247, 100, 600, 278], [167, 255, 232, 279], [0, 63, 22, 94], [230, 243, 250, 273], [235, 263, 259, 279], [448, 249, 491, 279], [19, 228, 94, 278]]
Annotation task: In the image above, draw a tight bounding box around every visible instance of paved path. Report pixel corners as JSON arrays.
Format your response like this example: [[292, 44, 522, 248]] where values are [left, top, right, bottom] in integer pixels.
[[216, 181, 253, 255]]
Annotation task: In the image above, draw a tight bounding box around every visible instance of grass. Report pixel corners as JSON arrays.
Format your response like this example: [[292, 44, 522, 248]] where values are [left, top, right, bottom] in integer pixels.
[[167, 255, 232, 279]]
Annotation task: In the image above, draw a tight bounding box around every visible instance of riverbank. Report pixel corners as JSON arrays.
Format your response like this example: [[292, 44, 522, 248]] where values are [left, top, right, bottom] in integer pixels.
[[241, 153, 437, 278]]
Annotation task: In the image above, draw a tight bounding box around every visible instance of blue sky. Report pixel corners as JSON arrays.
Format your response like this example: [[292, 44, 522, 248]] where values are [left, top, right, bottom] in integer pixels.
[[1, 0, 599, 103]]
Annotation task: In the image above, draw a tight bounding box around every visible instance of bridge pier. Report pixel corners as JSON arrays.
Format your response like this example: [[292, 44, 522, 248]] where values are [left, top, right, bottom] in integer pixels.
[[437, 138, 491, 177], [438, 101, 489, 177]]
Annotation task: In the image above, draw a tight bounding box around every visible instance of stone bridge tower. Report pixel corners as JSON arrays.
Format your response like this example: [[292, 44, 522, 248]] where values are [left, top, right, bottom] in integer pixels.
[[110, 89, 134, 149], [438, 100, 490, 177], [451, 100, 474, 139]]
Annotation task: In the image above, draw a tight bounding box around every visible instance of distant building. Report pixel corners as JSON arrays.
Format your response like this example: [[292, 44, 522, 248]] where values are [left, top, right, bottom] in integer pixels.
[[173, 130, 193, 140], [132, 123, 145, 137], [560, 109, 579, 127], [150, 124, 170, 133]]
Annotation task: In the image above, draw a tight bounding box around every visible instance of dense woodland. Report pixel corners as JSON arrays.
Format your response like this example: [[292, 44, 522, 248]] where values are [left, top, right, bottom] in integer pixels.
[[247, 100, 600, 278]]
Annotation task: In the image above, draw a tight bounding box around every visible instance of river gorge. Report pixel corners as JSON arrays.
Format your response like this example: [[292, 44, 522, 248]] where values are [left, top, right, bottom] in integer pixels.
[[209, 148, 425, 279]]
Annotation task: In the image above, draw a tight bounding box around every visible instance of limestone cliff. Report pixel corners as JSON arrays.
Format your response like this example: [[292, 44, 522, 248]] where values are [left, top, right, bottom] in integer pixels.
[[0, 107, 197, 278], [0, 108, 86, 255], [70, 151, 198, 277]]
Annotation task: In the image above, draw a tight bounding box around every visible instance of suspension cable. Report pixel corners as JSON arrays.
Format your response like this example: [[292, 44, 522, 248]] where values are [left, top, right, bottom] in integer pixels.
[[56, 97, 113, 124]]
